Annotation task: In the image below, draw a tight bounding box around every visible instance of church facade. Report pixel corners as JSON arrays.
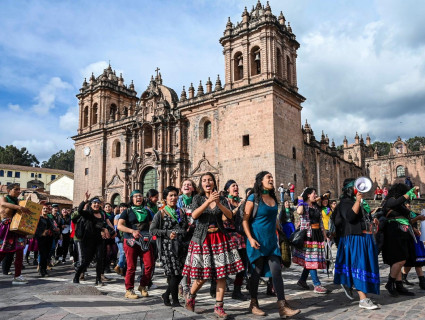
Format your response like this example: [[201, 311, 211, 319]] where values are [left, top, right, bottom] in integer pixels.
[[73, 1, 368, 205]]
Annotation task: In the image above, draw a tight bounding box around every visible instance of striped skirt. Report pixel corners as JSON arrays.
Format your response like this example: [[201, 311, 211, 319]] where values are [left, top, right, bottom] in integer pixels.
[[292, 228, 326, 269], [182, 231, 244, 279]]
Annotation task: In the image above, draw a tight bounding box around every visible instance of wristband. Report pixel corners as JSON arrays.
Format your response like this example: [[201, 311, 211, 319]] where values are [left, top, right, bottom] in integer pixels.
[[297, 200, 305, 207]]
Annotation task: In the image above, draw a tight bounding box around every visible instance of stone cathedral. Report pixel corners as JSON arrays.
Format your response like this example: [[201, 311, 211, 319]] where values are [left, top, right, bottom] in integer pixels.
[[73, 1, 373, 205]]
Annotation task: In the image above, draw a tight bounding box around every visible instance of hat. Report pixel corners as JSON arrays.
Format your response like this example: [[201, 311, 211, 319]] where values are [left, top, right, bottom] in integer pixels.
[[51, 204, 59, 208], [280, 183, 284, 186], [224, 180, 236, 191], [288, 183, 291, 186]]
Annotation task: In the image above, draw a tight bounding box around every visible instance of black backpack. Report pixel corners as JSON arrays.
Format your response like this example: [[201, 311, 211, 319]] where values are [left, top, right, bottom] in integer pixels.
[[74, 216, 88, 240], [234, 195, 260, 235], [330, 203, 344, 245]]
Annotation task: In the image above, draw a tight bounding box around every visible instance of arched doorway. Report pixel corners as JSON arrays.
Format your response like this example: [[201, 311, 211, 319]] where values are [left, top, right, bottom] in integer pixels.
[[141, 167, 157, 195], [111, 193, 121, 206]]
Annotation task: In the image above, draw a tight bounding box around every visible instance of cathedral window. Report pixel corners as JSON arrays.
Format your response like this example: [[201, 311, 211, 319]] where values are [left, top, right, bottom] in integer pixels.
[[251, 46, 261, 76], [110, 104, 118, 121], [286, 55, 292, 84], [234, 52, 243, 81], [396, 165, 405, 177], [144, 126, 153, 149], [204, 121, 212, 139], [243, 135, 250, 146], [277, 48, 282, 77], [83, 106, 89, 127], [292, 146, 296, 159], [92, 103, 98, 125], [123, 107, 128, 118], [112, 140, 121, 158]]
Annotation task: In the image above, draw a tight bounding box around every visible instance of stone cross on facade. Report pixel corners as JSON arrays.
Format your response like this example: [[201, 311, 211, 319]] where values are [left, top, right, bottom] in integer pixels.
[[155, 67, 160, 78]]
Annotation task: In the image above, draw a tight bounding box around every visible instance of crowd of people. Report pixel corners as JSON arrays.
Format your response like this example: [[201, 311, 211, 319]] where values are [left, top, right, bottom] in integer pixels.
[[0, 173, 422, 319]]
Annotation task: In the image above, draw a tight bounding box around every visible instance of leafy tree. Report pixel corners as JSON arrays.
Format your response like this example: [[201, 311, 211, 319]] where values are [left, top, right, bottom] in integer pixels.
[[42, 149, 75, 172], [371, 141, 391, 156], [0, 145, 39, 166], [406, 136, 425, 152]]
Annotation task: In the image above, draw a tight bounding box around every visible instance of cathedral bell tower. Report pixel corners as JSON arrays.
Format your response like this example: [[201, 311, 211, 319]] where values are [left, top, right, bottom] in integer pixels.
[[219, 0, 300, 91]]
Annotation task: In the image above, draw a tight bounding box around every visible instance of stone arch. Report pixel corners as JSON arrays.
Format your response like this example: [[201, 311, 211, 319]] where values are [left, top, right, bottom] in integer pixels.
[[111, 193, 121, 206], [112, 139, 121, 158], [234, 51, 243, 81], [250, 46, 261, 76], [199, 117, 212, 140], [92, 103, 98, 125], [139, 167, 158, 195]]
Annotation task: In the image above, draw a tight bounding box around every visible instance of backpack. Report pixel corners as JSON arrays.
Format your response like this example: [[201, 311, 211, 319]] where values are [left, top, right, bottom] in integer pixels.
[[329, 203, 343, 245], [234, 194, 260, 235], [74, 216, 88, 240]]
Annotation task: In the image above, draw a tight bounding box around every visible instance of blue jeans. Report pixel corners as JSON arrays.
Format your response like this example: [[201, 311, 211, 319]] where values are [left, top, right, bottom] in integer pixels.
[[117, 242, 126, 268], [290, 192, 295, 202], [280, 193, 284, 203], [300, 268, 321, 286]]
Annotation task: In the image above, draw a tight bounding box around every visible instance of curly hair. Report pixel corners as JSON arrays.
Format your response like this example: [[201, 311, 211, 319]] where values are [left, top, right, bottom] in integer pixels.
[[252, 171, 278, 203], [386, 183, 409, 199]]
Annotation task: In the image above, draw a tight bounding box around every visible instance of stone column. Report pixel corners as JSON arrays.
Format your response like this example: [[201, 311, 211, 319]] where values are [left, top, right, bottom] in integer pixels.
[[315, 151, 321, 195]]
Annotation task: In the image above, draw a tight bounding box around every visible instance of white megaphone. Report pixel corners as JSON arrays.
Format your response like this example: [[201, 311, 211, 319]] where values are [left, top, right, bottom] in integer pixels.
[[354, 176, 373, 193]]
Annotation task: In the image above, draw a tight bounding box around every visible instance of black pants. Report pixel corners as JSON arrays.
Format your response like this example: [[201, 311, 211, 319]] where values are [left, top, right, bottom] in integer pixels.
[[1, 252, 14, 275], [38, 237, 53, 274], [249, 255, 285, 300], [165, 274, 183, 302], [75, 239, 104, 280]]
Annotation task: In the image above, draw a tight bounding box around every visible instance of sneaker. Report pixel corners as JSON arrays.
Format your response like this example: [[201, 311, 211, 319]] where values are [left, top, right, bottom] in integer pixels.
[[178, 284, 184, 298], [359, 298, 379, 310], [100, 275, 110, 282], [341, 284, 354, 300], [125, 289, 139, 299], [69, 256, 74, 262], [313, 285, 328, 294], [12, 275, 28, 285], [138, 285, 149, 297], [297, 280, 310, 290]]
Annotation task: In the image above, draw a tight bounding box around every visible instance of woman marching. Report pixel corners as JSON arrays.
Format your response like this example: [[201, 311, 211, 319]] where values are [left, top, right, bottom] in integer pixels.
[[243, 171, 300, 318], [382, 184, 419, 297], [176, 179, 197, 298], [183, 172, 244, 319], [333, 178, 380, 310], [222, 179, 248, 301], [150, 186, 188, 307], [292, 187, 328, 294]]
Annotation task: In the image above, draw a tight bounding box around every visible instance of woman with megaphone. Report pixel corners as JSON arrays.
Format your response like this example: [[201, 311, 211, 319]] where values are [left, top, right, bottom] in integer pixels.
[[333, 178, 380, 310]]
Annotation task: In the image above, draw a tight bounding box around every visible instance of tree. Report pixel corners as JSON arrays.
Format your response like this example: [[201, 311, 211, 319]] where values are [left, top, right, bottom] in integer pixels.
[[371, 141, 391, 156], [406, 136, 425, 152], [42, 149, 75, 172], [0, 145, 39, 166]]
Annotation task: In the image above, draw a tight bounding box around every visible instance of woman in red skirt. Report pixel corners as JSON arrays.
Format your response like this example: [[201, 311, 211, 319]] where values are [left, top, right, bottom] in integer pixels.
[[183, 172, 244, 319]]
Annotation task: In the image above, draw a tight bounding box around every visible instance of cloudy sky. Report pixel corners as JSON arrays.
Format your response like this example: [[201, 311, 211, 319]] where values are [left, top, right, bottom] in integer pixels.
[[1, 0, 424, 161]]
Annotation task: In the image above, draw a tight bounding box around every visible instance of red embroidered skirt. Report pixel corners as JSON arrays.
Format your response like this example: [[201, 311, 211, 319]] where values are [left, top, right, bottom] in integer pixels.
[[182, 231, 244, 279]]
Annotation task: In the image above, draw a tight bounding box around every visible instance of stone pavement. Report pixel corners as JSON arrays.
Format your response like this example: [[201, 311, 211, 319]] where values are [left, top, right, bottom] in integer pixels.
[[1, 252, 425, 320]]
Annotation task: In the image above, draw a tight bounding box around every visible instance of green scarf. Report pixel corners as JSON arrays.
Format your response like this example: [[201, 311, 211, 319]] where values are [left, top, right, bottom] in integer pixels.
[[389, 218, 410, 226], [227, 194, 240, 202], [361, 200, 371, 214], [5, 195, 18, 205], [182, 194, 192, 206], [132, 206, 149, 222], [262, 189, 270, 195], [164, 205, 179, 222]]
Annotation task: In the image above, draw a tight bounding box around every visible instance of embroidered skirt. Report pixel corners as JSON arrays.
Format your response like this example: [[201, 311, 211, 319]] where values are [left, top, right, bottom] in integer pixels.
[[182, 231, 244, 279], [334, 234, 380, 294], [292, 228, 326, 269], [0, 219, 26, 252]]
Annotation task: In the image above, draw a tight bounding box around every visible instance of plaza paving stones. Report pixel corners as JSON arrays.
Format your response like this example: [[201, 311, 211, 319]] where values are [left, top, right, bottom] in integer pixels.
[[1, 251, 425, 319]]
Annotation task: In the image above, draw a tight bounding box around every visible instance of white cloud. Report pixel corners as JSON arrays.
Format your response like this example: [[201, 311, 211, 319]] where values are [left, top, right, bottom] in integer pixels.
[[8, 103, 21, 111], [59, 106, 79, 133], [80, 61, 109, 83], [12, 139, 57, 161], [32, 77, 73, 115]]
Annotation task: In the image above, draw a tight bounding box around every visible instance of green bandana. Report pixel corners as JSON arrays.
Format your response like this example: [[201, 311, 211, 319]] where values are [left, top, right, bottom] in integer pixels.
[[285, 208, 290, 213], [164, 205, 179, 222], [262, 189, 270, 195], [132, 206, 149, 222], [406, 188, 417, 200], [227, 195, 240, 202], [182, 194, 192, 206], [361, 200, 371, 214], [343, 181, 355, 190]]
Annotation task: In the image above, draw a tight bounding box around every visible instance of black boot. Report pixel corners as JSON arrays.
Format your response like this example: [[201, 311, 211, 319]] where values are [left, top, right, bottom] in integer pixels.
[[402, 273, 415, 286], [232, 285, 247, 301], [25, 252, 30, 265], [73, 273, 80, 283], [395, 280, 415, 296], [162, 292, 171, 306], [385, 276, 399, 297], [419, 276, 425, 290]]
